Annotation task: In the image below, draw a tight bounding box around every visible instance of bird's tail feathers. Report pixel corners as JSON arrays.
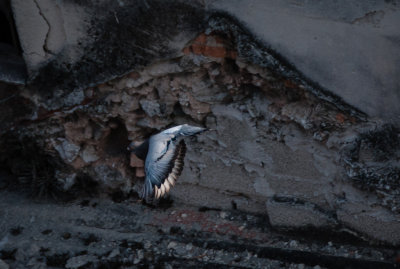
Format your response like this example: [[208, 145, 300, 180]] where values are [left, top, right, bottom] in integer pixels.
[[141, 179, 154, 203]]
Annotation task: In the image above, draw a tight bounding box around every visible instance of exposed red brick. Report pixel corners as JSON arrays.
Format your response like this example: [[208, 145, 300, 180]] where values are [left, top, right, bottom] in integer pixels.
[[183, 33, 237, 59], [71, 156, 86, 169], [128, 71, 140, 79], [191, 44, 205, 55], [135, 167, 145, 177], [335, 113, 346, 124], [182, 47, 191, 55], [193, 33, 207, 44], [284, 79, 298, 89], [130, 153, 144, 168], [213, 35, 228, 45], [97, 83, 108, 88]]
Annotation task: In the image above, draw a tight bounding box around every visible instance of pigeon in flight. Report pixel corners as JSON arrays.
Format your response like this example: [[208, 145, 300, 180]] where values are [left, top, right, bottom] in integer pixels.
[[128, 124, 207, 202]]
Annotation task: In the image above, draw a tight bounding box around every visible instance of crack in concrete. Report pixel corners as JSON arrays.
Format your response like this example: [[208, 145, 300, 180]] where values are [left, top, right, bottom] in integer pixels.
[[32, 0, 54, 56]]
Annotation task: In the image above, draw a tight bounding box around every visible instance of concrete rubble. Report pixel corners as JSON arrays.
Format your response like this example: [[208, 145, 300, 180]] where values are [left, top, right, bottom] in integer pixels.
[[0, 192, 399, 269]]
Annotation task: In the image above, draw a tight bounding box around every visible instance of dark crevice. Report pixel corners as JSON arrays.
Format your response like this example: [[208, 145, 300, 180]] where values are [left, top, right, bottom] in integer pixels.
[[104, 118, 130, 157], [0, 10, 13, 45], [0, 0, 22, 51], [0, 134, 66, 199], [0, 0, 27, 84]]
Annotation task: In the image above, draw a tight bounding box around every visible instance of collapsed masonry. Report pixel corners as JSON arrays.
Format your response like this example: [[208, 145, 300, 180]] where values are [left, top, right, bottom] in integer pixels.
[[0, 1, 399, 247]]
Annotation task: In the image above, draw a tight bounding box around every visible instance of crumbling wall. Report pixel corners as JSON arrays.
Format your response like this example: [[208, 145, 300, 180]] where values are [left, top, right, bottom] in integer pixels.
[[2, 29, 399, 245], [1, 0, 399, 247]]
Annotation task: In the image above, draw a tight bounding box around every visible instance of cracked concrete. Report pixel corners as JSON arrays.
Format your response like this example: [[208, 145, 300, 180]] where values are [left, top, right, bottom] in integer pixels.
[[11, 0, 48, 70], [11, 0, 67, 76], [32, 0, 52, 54], [32, 0, 66, 55]]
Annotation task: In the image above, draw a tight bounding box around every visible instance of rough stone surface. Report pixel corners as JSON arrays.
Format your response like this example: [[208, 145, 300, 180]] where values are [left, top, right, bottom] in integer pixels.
[[1, 33, 399, 245], [10, 0, 400, 124], [1, 0, 400, 257], [337, 202, 400, 245], [80, 145, 99, 164], [54, 139, 80, 163], [130, 153, 144, 168], [0, 191, 398, 269], [65, 254, 98, 269], [266, 200, 335, 229], [0, 259, 9, 269]]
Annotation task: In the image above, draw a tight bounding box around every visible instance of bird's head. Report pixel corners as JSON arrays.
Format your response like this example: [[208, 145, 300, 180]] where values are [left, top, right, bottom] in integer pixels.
[[127, 141, 142, 152], [127, 140, 149, 160]]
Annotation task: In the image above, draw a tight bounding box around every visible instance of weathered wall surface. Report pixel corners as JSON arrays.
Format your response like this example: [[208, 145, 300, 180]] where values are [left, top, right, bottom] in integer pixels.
[[1, 0, 399, 249], [211, 0, 400, 124], [10, 0, 400, 124]]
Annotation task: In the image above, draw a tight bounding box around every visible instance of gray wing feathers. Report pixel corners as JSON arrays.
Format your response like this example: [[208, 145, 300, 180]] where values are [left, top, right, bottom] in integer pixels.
[[142, 176, 154, 201], [154, 140, 186, 200], [146, 146, 175, 185], [141, 124, 205, 202], [142, 139, 186, 202]]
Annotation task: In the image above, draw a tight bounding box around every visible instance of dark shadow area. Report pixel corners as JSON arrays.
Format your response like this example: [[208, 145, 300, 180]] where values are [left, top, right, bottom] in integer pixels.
[[0, 133, 99, 201], [0, 0, 27, 84], [104, 118, 130, 157]]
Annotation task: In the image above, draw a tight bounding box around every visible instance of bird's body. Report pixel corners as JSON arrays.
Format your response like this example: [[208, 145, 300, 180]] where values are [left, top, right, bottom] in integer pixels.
[[128, 124, 207, 202]]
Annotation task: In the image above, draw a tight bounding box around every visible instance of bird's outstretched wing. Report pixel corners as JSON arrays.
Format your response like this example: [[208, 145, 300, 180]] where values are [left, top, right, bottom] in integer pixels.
[[140, 124, 206, 202], [142, 138, 186, 201]]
